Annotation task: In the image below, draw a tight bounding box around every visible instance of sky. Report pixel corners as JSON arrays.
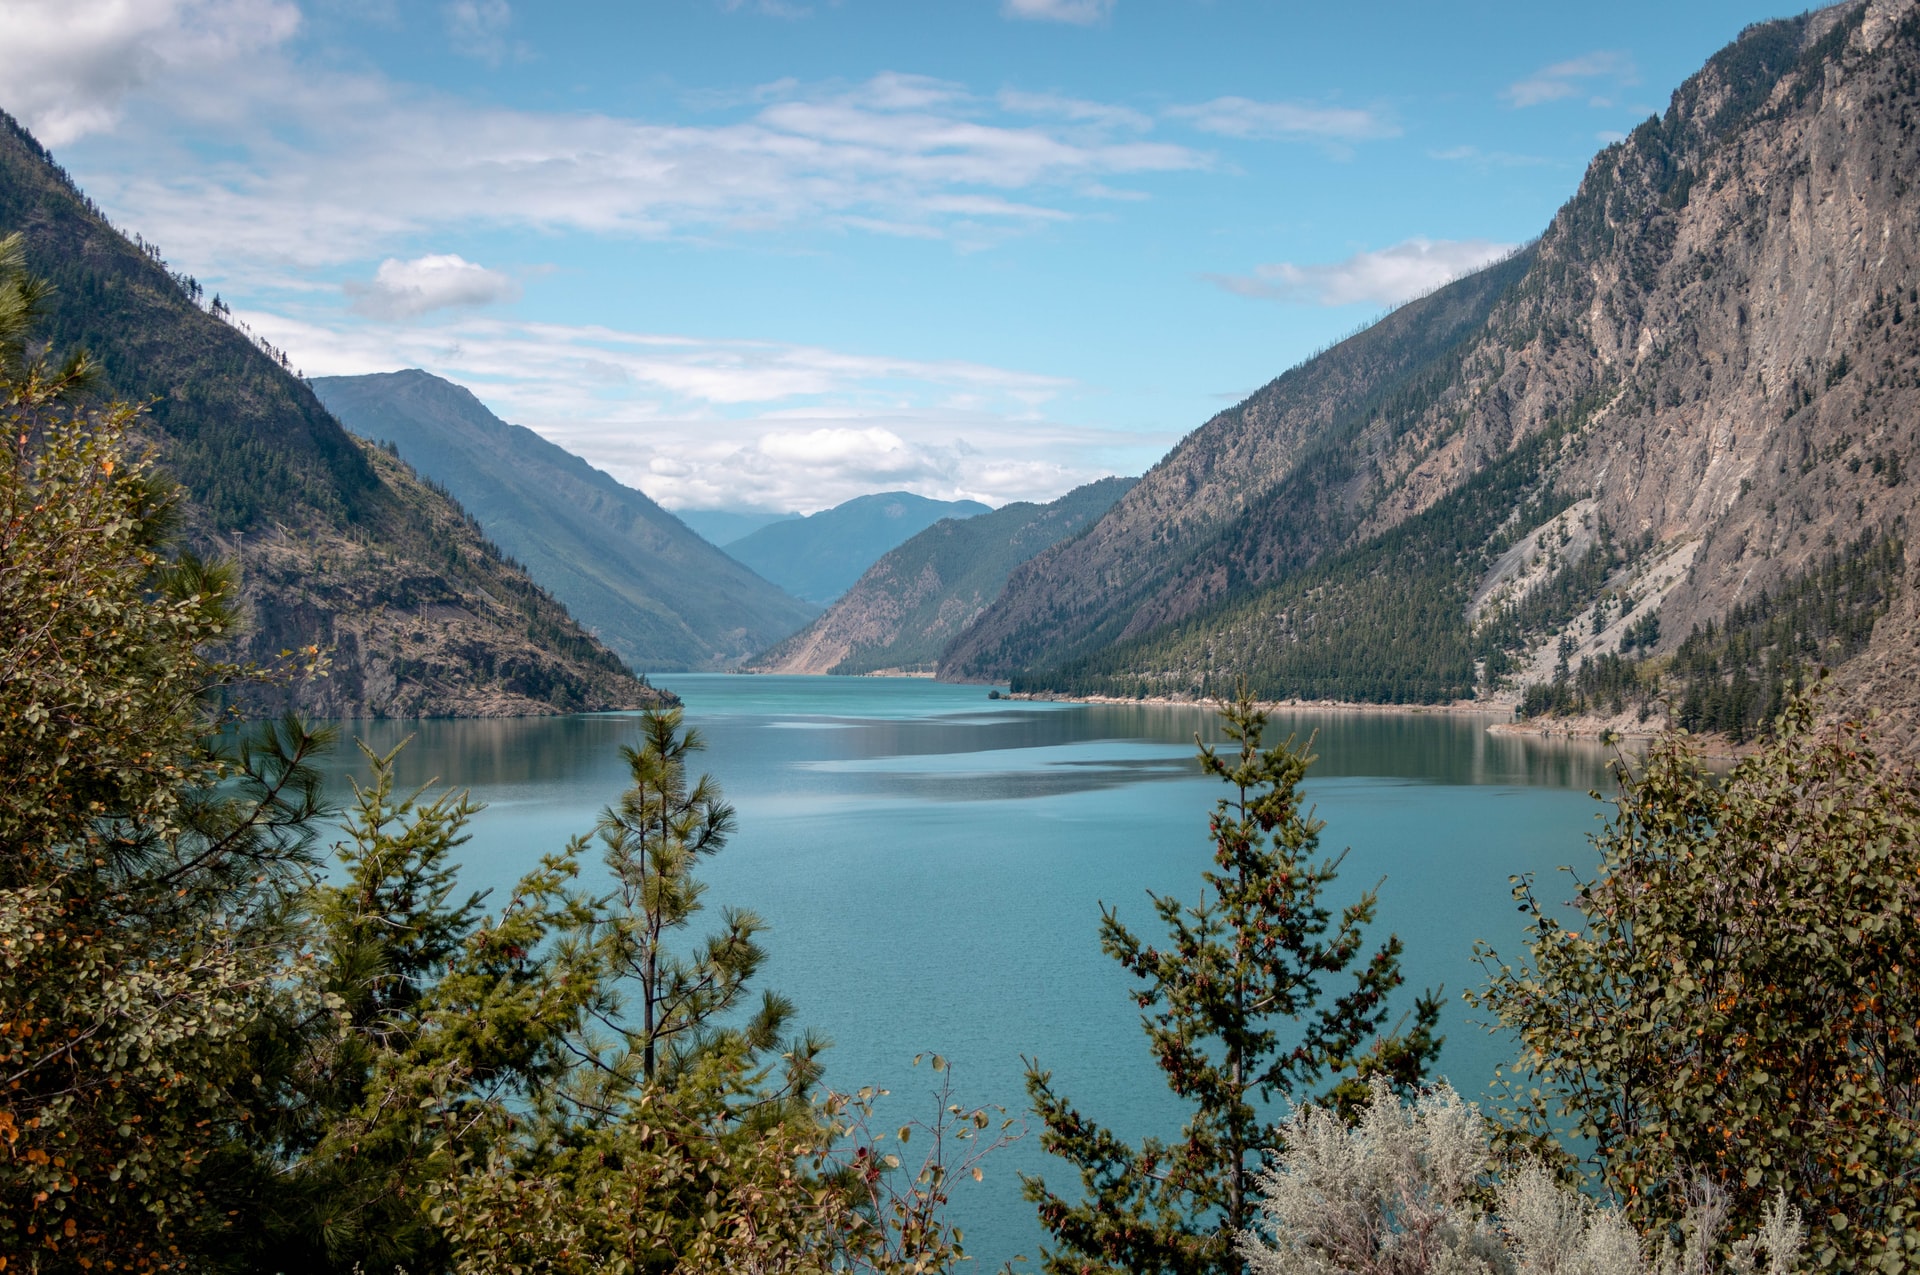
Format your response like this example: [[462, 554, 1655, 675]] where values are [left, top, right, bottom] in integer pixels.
[[1, 0, 1806, 515]]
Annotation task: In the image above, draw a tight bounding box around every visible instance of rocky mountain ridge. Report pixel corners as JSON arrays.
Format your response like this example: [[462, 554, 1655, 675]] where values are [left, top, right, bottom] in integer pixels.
[[938, 252, 1532, 680], [726, 491, 991, 605], [313, 370, 817, 673], [943, 0, 1920, 747]]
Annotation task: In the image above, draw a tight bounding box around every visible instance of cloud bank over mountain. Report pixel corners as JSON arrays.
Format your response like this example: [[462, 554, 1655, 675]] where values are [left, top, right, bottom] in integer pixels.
[[1207, 238, 1520, 307], [244, 305, 1163, 513]]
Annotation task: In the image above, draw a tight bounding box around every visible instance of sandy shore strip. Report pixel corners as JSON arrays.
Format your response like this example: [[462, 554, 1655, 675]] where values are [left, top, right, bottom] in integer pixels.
[[1001, 688, 1754, 758], [1004, 687, 1516, 721]]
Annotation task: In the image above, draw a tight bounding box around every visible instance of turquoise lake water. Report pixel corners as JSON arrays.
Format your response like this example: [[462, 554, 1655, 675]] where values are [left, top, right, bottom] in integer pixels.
[[318, 675, 1620, 1266]]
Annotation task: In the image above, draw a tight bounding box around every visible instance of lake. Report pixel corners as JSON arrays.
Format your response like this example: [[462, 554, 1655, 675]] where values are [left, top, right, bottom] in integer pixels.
[[318, 674, 1620, 1266]]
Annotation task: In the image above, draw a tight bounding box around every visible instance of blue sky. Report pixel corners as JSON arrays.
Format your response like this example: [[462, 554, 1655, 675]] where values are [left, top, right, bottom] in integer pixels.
[[5, 0, 1799, 513]]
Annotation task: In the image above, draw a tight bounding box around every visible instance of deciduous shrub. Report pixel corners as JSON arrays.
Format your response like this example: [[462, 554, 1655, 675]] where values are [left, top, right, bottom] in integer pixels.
[[0, 232, 330, 1268], [1471, 692, 1920, 1269]]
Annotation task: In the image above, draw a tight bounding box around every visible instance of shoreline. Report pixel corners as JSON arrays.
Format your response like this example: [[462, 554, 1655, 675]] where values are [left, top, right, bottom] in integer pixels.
[[1003, 688, 1754, 757], [1005, 688, 1513, 720]]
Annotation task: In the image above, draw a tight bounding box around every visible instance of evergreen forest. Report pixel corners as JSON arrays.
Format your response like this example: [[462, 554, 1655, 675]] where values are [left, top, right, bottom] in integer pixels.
[[1517, 531, 1906, 741]]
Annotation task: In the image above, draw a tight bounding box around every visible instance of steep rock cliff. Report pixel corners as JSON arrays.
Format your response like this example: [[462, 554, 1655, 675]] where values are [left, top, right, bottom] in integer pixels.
[[950, 0, 1920, 743]]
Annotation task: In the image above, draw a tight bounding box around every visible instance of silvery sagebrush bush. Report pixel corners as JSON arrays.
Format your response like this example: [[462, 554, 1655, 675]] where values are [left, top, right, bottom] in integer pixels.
[[1238, 1080, 1804, 1275]]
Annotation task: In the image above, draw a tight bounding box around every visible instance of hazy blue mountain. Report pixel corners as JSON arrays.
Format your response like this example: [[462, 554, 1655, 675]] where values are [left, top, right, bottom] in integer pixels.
[[676, 508, 801, 547], [312, 370, 818, 671], [724, 491, 991, 604], [752, 477, 1136, 674]]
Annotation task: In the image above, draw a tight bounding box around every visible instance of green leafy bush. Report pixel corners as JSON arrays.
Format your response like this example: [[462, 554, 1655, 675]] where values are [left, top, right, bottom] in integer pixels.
[[0, 232, 330, 1268], [1473, 692, 1920, 1269]]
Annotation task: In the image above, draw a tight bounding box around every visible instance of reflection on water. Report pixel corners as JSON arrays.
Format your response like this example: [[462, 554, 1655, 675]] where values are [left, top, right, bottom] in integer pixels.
[[332, 713, 637, 790], [333, 678, 1622, 803], [315, 676, 1621, 1267]]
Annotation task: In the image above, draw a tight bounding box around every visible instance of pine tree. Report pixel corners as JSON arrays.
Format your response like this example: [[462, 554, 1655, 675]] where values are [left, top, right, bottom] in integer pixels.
[[244, 744, 518, 1272], [580, 707, 820, 1101], [1022, 694, 1442, 1275]]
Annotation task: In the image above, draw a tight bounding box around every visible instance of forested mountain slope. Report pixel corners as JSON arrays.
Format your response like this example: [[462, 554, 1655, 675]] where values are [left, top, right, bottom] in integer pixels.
[[938, 252, 1532, 679], [726, 491, 990, 604], [950, 0, 1920, 746], [751, 476, 1136, 674], [0, 113, 665, 717], [313, 370, 818, 671]]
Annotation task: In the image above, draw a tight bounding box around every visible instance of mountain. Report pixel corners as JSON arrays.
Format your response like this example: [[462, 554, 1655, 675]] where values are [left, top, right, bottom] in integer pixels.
[[751, 477, 1137, 675], [939, 252, 1532, 683], [0, 112, 665, 718], [724, 491, 992, 604], [676, 508, 801, 547], [311, 370, 818, 672], [944, 0, 1920, 745]]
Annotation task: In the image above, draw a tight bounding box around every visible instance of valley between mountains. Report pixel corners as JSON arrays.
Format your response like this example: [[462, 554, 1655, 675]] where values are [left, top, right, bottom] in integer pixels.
[[6, 0, 1919, 750]]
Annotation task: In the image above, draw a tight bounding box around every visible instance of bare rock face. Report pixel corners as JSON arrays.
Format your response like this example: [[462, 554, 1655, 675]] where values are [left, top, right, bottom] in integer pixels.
[[948, 0, 1920, 742], [751, 558, 939, 675], [1480, 0, 1920, 646]]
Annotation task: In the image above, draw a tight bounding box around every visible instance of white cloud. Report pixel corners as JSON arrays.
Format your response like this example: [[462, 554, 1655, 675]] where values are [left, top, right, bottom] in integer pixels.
[[1167, 96, 1396, 143], [1506, 52, 1637, 108], [13, 1, 1190, 509], [443, 0, 518, 65], [1428, 144, 1555, 169], [1002, 0, 1115, 25], [0, 0, 299, 145], [238, 306, 1165, 511], [629, 413, 1144, 512], [344, 254, 521, 319], [756, 426, 919, 471], [996, 89, 1152, 131], [59, 58, 1205, 285], [246, 309, 1078, 411], [719, 0, 814, 16], [1207, 237, 1517, 308]]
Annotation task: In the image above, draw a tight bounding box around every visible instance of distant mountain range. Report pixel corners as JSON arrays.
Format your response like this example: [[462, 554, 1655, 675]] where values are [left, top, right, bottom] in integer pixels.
[[676, 509, 801, 547], [752, 477, 1136, 675], [724, 492, 991, 604], [311, 370, 818, 672], [942, 0, 1920, 745], [0, 112, 661, 718]]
